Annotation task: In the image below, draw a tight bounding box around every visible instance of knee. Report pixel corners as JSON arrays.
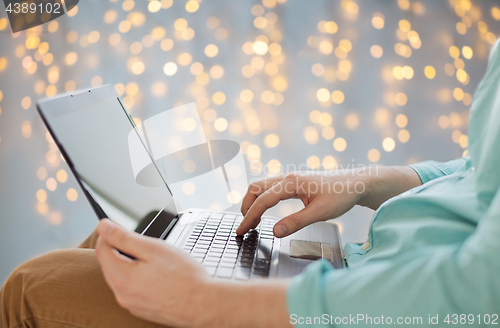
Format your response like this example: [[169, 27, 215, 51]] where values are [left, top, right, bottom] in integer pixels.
[[1, 249, 96, 327]]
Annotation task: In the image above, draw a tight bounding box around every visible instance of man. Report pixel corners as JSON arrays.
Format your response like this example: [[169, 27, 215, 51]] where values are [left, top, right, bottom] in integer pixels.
[[2, 40, 500, 328]]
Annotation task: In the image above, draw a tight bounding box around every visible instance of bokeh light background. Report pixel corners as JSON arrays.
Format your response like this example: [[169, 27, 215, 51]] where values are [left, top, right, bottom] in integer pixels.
[[1, 0, 499, 283]]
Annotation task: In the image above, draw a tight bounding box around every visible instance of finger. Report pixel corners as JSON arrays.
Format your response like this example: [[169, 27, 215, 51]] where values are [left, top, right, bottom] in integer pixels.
[[273, 199, 331, 238], [236, 177, 297, 235], [240, 176, 283, 216], [95, 236, 135, 290], [97, 219, 158, 260]]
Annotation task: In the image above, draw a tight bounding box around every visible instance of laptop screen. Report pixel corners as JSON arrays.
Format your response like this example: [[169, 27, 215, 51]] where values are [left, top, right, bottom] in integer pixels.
[[46, 96, 178, 238]]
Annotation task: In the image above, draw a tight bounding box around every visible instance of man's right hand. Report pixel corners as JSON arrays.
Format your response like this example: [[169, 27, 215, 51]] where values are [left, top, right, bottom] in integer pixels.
[[235, 166, 422, 238]]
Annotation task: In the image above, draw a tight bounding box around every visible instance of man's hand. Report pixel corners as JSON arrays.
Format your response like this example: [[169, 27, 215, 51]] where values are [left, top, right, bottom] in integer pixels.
[[236, 166, 422, 237], [95, 219, 293, 328], [236, 172, 364, 237], [95, 219, 211, 327]]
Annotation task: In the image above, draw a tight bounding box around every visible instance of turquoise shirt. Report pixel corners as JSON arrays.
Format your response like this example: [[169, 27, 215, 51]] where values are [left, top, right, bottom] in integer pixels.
[[287, 39, 500, 327]]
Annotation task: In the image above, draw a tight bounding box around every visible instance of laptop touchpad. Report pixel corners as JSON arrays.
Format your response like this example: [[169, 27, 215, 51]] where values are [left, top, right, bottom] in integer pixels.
[[290, 240, 322, 260]]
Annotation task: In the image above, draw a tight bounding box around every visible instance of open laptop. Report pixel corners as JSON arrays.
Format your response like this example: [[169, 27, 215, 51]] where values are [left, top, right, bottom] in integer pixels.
[[36, 84, 345, 280]]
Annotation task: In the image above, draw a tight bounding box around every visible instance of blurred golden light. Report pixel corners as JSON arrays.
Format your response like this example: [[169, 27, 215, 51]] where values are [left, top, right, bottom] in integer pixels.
[[374, 108, 390, 125], [37, 167, 47, 180], [182, 182, 196, 195], [240, 89, 254, 103], [402, 65, 414, 79], [163, 62, 178, 76], [273, 77, 288, 92], [449, 46, 460, 59], [454, 58, 465, 69], [174, 18, 188, 31], [370, 45, 383, 58], [212, 92, 226, 105], [265, 62, 279, 76], [398, 129, 410, 143], [339, 39, 352, 53], [322, 126, 335, 140], [393, 66, 404, 80], [463, 93, 472, 106], [128, 12, 145, 27], [251, 56, 265, 70], [273, 93, 284, 106], [45, 85, 57, 97], [395, 92, 408, 106], [56, 169, 68, 183], [37, 189, 47, 203], [452, 130, 462, 144], [254, 16, 267, 29], [444, 63, 455, 76], [311, 63, 325, 76], [492, 7, 500, 20], [185, 0, 200, 12], [177, 53, 192, 66], [309, 110, 321, 124], [399, 19, 411, 32], [181, 28, 195, 40], [67, 188, 78, 202], [345, 113, 359, 129], [395, 114, 408, 128], [322, 156, 337, 169], [333, 138, 347, 152], [396, 0, 409, 10], [456, 22, 467, 35], [190, 62, 204, 75], [319, 41, 333, 55], [90, 75, 103, 88], [196, 72, 210, 85], [182, 118, 197, 132], [122, 0, 134, 11], [119, 21, 132, 33], [247, 145, 261, 160], [319, 113, 333, 126], [268, 43, 282, 56], [424, 65, 436, 79], [37, 202, 48, 214], [261, 90, 275, 104], [131, 61, 145, 75], [383, 137, 396, 152], [252, 4, 265, 16], [214, 28, 228, 40], [462, 46, 473, 59], [46, 178, 57, 191], [316, 88, 330, 102], [21, 121, 32, 138], [330, 90, 344, 104], [88, 31, 100, 43], [161, 38, 174, 51], [207, 16, 220, 29], [307, 156, 320, 169], [453, 87, 464, 101], [0, 18, 8, 31], [372, 13, 385, 29], [204, 109, 217, 122], [439, 115, 450, 129], [114, 83, 125, 96], [459, 134, 468, 149], [266, 160, 281, 176], [151, 81, 168, 98], [21, 97, 31, 110], [264, 134, 280, 148], [205, 44, 219, 57], [456, 69, 468, 83], [109, 33, 121, 46], [367, 149, 380, 162], [304, 127, 319, 144], [252, 41, 268, 55]]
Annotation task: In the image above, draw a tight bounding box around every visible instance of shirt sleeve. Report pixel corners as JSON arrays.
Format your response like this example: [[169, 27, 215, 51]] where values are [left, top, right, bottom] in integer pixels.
[[286, 187, 500, 328], [408, 156, 470, 184]]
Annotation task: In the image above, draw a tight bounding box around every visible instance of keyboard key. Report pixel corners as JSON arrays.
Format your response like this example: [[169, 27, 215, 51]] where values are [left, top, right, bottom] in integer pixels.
[[234, 267, 251, 280], [204, 266, 217, 276], [216, 267, 233, 279]]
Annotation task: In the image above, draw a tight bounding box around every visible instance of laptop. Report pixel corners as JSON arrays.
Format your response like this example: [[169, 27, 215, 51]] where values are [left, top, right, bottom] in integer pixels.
[[36, 84, 345, 280]]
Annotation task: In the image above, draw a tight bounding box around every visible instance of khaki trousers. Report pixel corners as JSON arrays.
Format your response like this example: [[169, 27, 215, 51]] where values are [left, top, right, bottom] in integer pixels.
[[1, 229, 169, 328]]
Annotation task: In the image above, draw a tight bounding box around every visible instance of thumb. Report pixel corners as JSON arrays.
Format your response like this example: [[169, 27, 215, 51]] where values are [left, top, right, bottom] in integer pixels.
[[97, 219, 158, 260], [273, 202, 329, 238]]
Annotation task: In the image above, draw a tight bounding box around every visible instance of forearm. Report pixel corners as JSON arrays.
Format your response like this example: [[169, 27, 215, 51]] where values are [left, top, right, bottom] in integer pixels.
[[356, 166, 422, 210], [201, 280, 292, 328]]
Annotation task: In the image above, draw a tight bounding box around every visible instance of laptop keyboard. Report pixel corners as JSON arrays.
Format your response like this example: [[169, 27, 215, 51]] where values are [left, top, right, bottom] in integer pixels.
[[182, 212, 277, 280]]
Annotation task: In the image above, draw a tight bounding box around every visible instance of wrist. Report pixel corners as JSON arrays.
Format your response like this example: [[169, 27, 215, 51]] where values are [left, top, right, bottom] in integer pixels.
[[352, 166, 379, 207]]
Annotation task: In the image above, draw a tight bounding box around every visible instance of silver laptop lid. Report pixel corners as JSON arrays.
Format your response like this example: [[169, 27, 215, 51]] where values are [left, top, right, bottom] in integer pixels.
[[36, 85, 178, 238]]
